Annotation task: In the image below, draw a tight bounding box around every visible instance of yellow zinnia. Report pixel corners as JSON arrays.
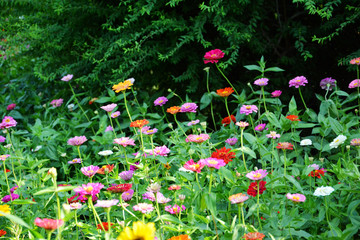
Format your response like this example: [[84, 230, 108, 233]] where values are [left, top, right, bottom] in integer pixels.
[[117, 221, 155, 240], [0, 205, 11, 216], [112, 80, 133, 93]]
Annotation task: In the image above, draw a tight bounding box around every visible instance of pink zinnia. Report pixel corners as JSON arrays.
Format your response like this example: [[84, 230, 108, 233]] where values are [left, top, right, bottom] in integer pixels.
[[266, 131, 280, 139], [165, 204, 186, 214], [254, 123, 266, 131], [246, 169, 268, 181], [50, 99, 64, 108], [0, 136, 5, 143], [228, 193, 249, 204], [350, 138, 360, 146], [350, 57, 360, 65], [113, 137, 136, 147], [6, 103, 16, 111], [199, 158, 226, 169], [225, 138, 238, 146], [105, 125, 113, 132], [133, 203, 154, 214], [239, 105, 258, 115], [73, 183, 104, 198], [203, 49, 225, 64], [236, 121, 249, 129], [0, 154, 10, 161], [286, 193, 306, 202], [289, 76, 308, 88], [111, 111, 121, 118], [349, 79, 360, 89], [67, 136, 87, 146], [154, 96, 168, 106], [101, 103, 117, 112], [61, 74, 73, 82], [183, 159, 205, 173], [271, 90, 282, 97], [180, 103, 198, 113], [34, 218, 64, 230], [185, 134, 210, 143], [152, 146, 170, 156], [81, 165, 100, 178], [254, 78, 269, 86], [0, 116, 17, 129]]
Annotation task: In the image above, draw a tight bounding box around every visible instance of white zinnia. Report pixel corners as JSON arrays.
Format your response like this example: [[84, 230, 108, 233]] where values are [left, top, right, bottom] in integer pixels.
[[329, 135, 347, 149], [300, 139, 312, 146], [98, 150, 113, 156], [313, 186, 335, 196]]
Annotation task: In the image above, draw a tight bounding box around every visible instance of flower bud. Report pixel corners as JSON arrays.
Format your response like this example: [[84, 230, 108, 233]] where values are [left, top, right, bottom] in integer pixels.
[[48, 167, 57, 177], [308, 157, 314, 162], [178, 194, 186, 201]]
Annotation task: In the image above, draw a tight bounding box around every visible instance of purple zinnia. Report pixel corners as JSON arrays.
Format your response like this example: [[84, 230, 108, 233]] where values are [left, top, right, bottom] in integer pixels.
[[320, 77, 336, 91], [180, 103, 198, 113], [130, 162, 140, 171], [122, 189, 134, 202], [68, 158, 82, 164], [254, 123, 266, 131], [225, 138, 238, 146], [105, 125, 113, 132], [119, 170, 134, 181], [2, 193, 19, 203], [254, 78, 269, 86], [81, 165, 100, 178], [141, 126, 158, 135], [67, 136, 87, 146], [154, 96, 168, 106], [289, 76, 308, 88], [187, 119, 200, 126], [239, 105, 258, 115]]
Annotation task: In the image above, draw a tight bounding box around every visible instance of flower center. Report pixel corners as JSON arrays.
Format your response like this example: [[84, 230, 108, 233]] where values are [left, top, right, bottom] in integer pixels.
[[292, 196, 300, 200], [296, 79, 301, 82], [84, 186, 93, 192], [5, 119, 10, 123], [246, 106, 251, 110], [208, 160, 218, 165], [253, 173, 262, 178]]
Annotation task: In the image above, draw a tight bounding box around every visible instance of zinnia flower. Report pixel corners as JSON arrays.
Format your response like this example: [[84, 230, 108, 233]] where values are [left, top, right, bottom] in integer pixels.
[[320, 77, 336, 90], [69, 202, 83, 210], [0, 230, 6, 237], [61, 74, 73, 82], [167, 235, 191, 240], [247, 181, 266, 197], [98, 150, 113, 156], [122, 189, 134, 202], [300, 139, 312, 146], [350, 138, 360, 146], [239, 105, 258, 115], [154, 96, 168, 106], [6, 103, 16, 110], [185, 134, 210, 143], [67, 136, 87, 146], [266, 131, 280, 139], [50, 99, 63, 107], [228, 193, 249, 204], [112, 79, 133, 93], [10, 185, 19, 194], [276, 142, 293, 150], [211, 147, 235, 164], [147, 183, 161, 193], [107, 184, 132, 193], [141, 126, 158, 135], [166, 106, 181, 114], [133, 203, 155, 214], [308, 168, 326, 179], [313, 186, 335, 196], [271, 90, 282, 97], [236, 121, 249, 129], [0, 116, 17, 129], [349, 79, 360, 88], [116, 221, 155, 240], [254, 78, 269, 86], [68, 158, 82, 164], [225, 137, 238, 145], [105, 125, 113, 132], [81, 165, 99, 178], [113, 137, 136, 147], [350, 57, 360, 65], [119, 170, 134, 181], [97, 164, 115, 175], [165, 204, 186, 214], [0, 155, 10, 161], [74, 183, 104, 198], [130, 119, 149, 128], [168, 185, 181, 191], [254, 123, 266, 131], [101, 103, 117, 112], [187, 119, 200, 126], [289, 76, 308, 88], [0, 205, 11, 215], [286, 193, 306, 203], [94, 199, 119, 208], [34, 218, 64, 230], [111, 111, 121, 118], [97, 222, 114, 231], [1, 194, 19, 203], [0, 136, 5, 143], [203, 49, 225, 64], [246, 169, 268, 181], [183, 159, 205, 173], [242, 232, 265, 240], [199, 158, 226, 169], [180, 103, 198, 113], [329, 135, 347, 149], [222, 115, 236, 126], [216, 87, 234, 97], [286, 115, 300, 121], [152, 146, 171, 156]]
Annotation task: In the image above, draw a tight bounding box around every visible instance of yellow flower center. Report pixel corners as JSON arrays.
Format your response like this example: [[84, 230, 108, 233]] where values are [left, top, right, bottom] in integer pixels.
[[84, 186, 93, 193], [253, 173, 262, 178], [211, 54, 216, 57], [158, 100, 163, 103], [208, 160, 218, 165], [296, 79, 301, 82], [5, 119, 10, 123], [246, 106, 251, 110], [292, 196, 300, 200]]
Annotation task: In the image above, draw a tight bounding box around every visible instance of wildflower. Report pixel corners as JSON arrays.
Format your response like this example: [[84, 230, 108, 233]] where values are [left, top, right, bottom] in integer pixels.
[[94, 199, 119, 208], [89, 97, 98, 105], [289, 76, 308, 88], [308, 168, 326, 179], [211, 147, 235, 164], [147, 183, 161, 193], [225, 137, 238, 145], [286, 115, 300, 121], [133, 203, 155, 214], [113, 137, 136, 147], [68, 158, 82, 164], [119, 170, 134, 181], [116, 221, 155, 240], [122, 189, 134, 202], [0, 230, 6, 237], [254, 123, 266, 131], [111, 111, 121, 118], [69, 202, 83, 210], [228, 193, 249, 204], [286, 193, 306, 203], [1, 194, 19, 203], [97, 164, 115, 175], [167, 235, 191, 240], [101, 103, 117, 112], [216, 87, 234, 97], [271, 90, 282, 97], [320, 77, 336, 91], [107, 184, 132, 193], [350, 57, 360, 65], [74, 183, 104, 198], [349, 79, 360, 88], [105, 125, 113, 132], [0, 116, 17, 129], [67, 103, 75, 111], [141, 126, 158, 135], [300, 139, 312, 146], [222, 115, 236, 126], [67, 136, 87, 146], [350, 138, 360, 146], [276, 142, 293, 150], [242, 232, 265, 240], [97, 222, 114, 231], [329, 135, 347, 149], [199, 158, 226, 169], [0, 136, 5, 142], [254, 78, 269, 86], [0, 205, 11, 215], [154, 96, 168, 106], [239, 105, 258, 115], [130, 119, 149, 128], [61, 74, 73, 82], [165, 204, 186, 214], [187, 119, 200, 126], [50, 99, 63, 107], [112, 79, 133, 93], [247, 181, 266, 197], [98, 150, 113, 156], [246, 169, 268, 181], [10, 185, 18, 194], [152, 146, 171, 156], [180, 103, 198, 113], [313, 186, 335, 196], [236, 121, 249, 129], [168, 185, 181, 191], [34, 218, 64, 230], [6, 103, 16, 110], [203, 49, 225, 64], [81, 165, 99, 178], [0, 155, 10, 161], [266, 131, 280, 139], [183, 159, 205, 173], [186, 134, 210, 143], [143, 191, 156, 201]]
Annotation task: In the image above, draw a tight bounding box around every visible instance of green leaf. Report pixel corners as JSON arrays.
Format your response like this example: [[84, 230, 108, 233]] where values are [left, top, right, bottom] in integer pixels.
[[290, 229, 312, 238], [34, 186, 77, 195], [0, 211, 31, 229], [289, 96, 297, 113], [236, 146, 256, 158], [244, 64, 262, 71], [10, 199, 37, 205], [219, 167, 235, 184], [205, 192, 217, 215], [284, 175, 304, 193], [328, 116, 343, 135], [267, 112, 281, 129], [155, 214, 184, 225], [264, 67, 285, 72], [200, 92, 213, 110]]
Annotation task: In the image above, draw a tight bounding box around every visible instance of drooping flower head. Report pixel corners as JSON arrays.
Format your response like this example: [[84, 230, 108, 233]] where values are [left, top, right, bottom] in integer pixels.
[[276, 142, 293, 150], [242, 232, 266, 240], [254, 123, 266, 131], [117, 221, 156, 240], [50, 99, 63, 108], [271, 90, 282, 97], [107, 184, 132, 193], [329, 135, 347, 149], [286, 193, 306, 203], [286, 115, 300, 122], [222, 115, 236, 126], [216, 87, 234, 97], [349, 79, 360, 89], [350, 57, 360, 65], [61, 74, 73, 82], [130, 119, 149, 128], [166, 106, 181, 114], [254, 78, 269, 86], [313, 186, 335, 196], [289, 76, 308, 88], [186, 134, 210, 143], [320, 77, 336, 91], [266, 131, 280, 139], [225, 137, 238, 146], [0, 116, 17, 129], [183, 159, 205, 173], [6, 104, 16, 111], [101, 103, 117, 112], [34, 218, 64, 230], [246, 169, 268, 181], [112, 79, 133, 93], [152, 146, 171, 156], [165, 204, 186, 214], [154, 96, 168, 106], [228, 193, 249, 204], [111, 111, 121, 118], [239, 105, 258, 115], [180, 103, 198, 113], [204, 49, 225, 64], [211, 147, 235, 164], [199, 158, 226, 169], [133, 203, 155, 214], [73, 183, 104, 198], [113, 137, 136, 147], [67, 136, 87, 146], [94, 199, 119, 208], [247, 181, 267, 197]]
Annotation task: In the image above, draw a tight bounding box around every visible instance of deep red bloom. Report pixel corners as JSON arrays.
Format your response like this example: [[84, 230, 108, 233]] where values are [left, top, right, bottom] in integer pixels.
[[211, 147, 235, 164], [107, 184, 132, 193], [308, 169, 325, 179], [221, 115, 236, 127], [0, 230, 6, 237], [286, 115, 300, 121], [5, 169, 10, 173], [247, 181, 267, 197], [97, 222, 114, 231]]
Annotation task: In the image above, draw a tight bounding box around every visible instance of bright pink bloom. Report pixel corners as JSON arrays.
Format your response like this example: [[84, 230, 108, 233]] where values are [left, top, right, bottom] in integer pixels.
[[0, 116, 17, 129], [289, 76, 308, 88], [81, 165, 100, 178], [286, 193, 306, 202], [246, 169, 268, 181], [152, 146, 170, 156], [165, 204, 186, 214], [6, 104, 16, 111], [180, 103, 198, 113], [254, 123, 266, 131], [50, 99, 63, 107], [225, 138, 238, 145], [61, 74, 73, 82], [350, 57, 360, 65], [113, 137, 136, 147], [349, 79, 360, 88], [204, 49, 225, 64], [67, 136, 87, 146], [34, 218, 64, 230], [185, 134, 210, 143], [183, 159, 205, 173], [111, 111, 121, 118], [154, 96, 168, 106], [239, 105, 258, 115], [73, 183, 104, 198], [101, 103, 117, 112], [199, 158, 226, 169], [271, 90, 282, 97], [254, 78, 269, 86], [0, 136, 5, 143]]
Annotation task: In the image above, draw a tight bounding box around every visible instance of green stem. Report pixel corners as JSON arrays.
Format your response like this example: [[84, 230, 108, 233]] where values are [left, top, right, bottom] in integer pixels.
[[173, 114, 187, 137], [131, 88, 143, 117], [155, 194, 164, 224], [240, 129, 248, 171], [47, 230, 53, 240], [106, 208, 112, 237], [224, 97, 231, 122], [205, 68, 217, 131], [208, 170, 213, 194], [3, 162, 12, 201], [241, 204, 246, 228], [325, 197, 335, 236], [88, 197, 105, 232], [161, 107, 170, 124], [108, 113, 117, 138], [283, 150, 287, 177], [215, 63, 239, 96], [77, 146, 84, 167], [248, 115, 256, 136], [257, 181, 262, 230], [196, 173, 202, 190], [6, 131, 19, 181], [261, 87, 268, 113], [298, 87, 308, 112], [123, 91, 133, 122]]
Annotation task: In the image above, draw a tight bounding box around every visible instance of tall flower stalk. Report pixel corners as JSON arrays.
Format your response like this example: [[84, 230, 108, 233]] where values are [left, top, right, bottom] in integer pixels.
[[205, 67, 217, 131]]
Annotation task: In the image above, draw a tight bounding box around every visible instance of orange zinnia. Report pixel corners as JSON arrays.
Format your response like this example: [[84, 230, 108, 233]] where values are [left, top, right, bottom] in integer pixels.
[[166, 106, 181, 115], [242, 232, 265, 240], [216, 87, 234, 97], [130, 119, 149, 128], [286, 115, 300, 121], [167, 235, 191, 240], [97, 164, 115, 175], [112, 80, 133, 93]]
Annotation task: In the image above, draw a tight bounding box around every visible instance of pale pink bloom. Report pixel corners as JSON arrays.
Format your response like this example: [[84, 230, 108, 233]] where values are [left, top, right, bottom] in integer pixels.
[[113, 137, 136, 147], [0, 154, 10, 161], [34, 218, 64, 230], [133, 203, 154, 214], [105, 125, 113, 132], [228, 193, 249, 204], [349, 79, 360, 88], [236, 121, 249, 129], [187, 119, 200, 126], [94, 199, 119, 208], [271, 90, 282, 97], [6, 103, 16, 111], [183, 159, 205, 173], [50, 99, 63, 107], [69, 202, 83, 210], [350, 138, 360, 146], [254, 78, 269, 86], [266, 131, 280, 139], [61, 74, 73, 82], [101, 103, 117, 112], [186, 134, 210, 143], [152, 146, 170, 156], [289, 76, 308, 88], [307, 164, 320, 170], [199, 158, 226, 169], [0, 116, 17, 129], [180, 103, 198, 113], [111, 111, 121, 118], [165, 204, 186, 214], [286, 193, 306, 202], [67, 136, 87, 146], [141, 126, 158, 135], [239, 105, 258, 115], [246, 169, 268, 180]]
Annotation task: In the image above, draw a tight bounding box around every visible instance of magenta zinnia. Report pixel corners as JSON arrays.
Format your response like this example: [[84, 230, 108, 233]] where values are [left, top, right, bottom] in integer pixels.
[[165, 204, 186, 214], [349, 79, 360, 88], [152, 146, 170, 156], [0, 116, 17, 129], [203, 49, 225, 64], [289, 76, 308, 88], [180, 103, 198, 113], [73, 183, 104, 198], [199, 158, 226, 169], [183, 159, 205, 173], [81, 165, 100, 178]]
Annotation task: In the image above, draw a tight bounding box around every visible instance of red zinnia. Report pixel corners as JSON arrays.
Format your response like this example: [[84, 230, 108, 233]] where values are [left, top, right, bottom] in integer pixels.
[[211, 147, 235, 164], [107, 183, 132, 193], [0, 230, 6, 237], [221, 115, 236, 127], [242, 232, 265, 240], [5, 169, 10, 173], [97, 222, 114, 231], [216, 87, 234, 97], [247, 181, 267, 197], [286, 115, 300, 121], [276, 142, 293, 150], [130, 119, 149, 128], [308, 169, 325, 179], [97, 164, 115, 175]]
